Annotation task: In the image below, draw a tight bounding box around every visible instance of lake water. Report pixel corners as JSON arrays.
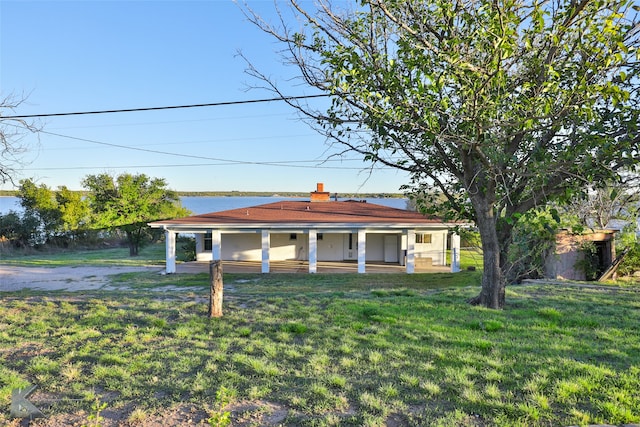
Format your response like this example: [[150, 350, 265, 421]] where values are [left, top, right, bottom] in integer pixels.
[[0, 197, 22, 215], [0, 196, 408, 216]]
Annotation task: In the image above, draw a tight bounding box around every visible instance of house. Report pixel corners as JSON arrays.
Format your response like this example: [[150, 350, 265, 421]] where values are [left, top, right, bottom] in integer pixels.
[[149, 183, 464, 274]]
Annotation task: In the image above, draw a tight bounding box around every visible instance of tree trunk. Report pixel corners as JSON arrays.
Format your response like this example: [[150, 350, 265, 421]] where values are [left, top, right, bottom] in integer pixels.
[[209, 260, 223, 318], [126, 231, 139, 256], [468, 203, 506, 309]]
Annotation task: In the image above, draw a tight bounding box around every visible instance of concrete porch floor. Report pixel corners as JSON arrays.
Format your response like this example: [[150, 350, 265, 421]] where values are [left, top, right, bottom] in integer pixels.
[[174, 260, 452, 274]]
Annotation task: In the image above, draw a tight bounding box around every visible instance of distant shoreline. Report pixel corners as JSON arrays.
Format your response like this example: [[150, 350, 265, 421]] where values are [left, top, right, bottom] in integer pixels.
[[0, 190, 405, 198], [179, 191, 405, 198]]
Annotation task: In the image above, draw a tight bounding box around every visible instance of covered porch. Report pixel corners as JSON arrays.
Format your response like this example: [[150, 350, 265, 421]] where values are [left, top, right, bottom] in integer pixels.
[[173, 259, 454, 274], [162, 227, 462, 275], [150, 187, 465, 275]]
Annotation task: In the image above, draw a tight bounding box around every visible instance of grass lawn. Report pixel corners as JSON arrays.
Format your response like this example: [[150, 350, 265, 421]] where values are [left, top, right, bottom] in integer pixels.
[[0, 244, 167, 267], [1, 248, 640, 426]]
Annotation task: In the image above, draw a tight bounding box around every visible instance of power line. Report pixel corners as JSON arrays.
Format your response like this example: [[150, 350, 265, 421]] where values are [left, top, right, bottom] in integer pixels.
[[39, 129, 291, 164], [35, 133, 316, 151], [48, 112, 291, 130], [6, 121, 393, 170], [22, 162, 385, 171], [36, 130, 385, 170], [1, 94, 330, 119]]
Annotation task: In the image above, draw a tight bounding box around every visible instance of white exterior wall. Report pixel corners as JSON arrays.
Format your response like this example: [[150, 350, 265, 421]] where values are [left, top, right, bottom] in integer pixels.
[[221, 233, 262, 261], [195, 233, 209, 261], [270, 233, 304, 260], [365, 234, 385, 261], [193, 229, 450, 265], [343, 233, 357, 260], [414, 230, 448, 265], [317, 233, 344, 261], [218, 233, 307, 261]]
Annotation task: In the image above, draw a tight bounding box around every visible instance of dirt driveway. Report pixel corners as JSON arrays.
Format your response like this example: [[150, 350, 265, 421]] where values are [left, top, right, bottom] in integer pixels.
[[0, 261, 450, 293], [0, 265, 162, 292]]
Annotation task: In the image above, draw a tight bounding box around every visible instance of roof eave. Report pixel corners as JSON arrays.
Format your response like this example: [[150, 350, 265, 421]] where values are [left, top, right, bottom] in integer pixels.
[[149, 221, 467, 231]]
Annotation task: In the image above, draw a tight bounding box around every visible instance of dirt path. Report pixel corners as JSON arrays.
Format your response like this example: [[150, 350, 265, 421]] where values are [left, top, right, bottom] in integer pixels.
[[0, 265, 162, 292]]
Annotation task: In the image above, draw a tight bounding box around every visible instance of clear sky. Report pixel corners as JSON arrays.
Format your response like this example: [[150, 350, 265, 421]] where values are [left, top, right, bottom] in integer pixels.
[[0, 0, 409, 194]]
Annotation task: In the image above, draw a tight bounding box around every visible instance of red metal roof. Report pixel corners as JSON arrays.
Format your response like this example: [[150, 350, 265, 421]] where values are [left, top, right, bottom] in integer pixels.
[[150, 200, 446, 227]]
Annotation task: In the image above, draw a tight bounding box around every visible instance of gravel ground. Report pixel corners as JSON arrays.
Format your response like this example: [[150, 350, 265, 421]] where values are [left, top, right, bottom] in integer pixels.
[[0, 265, 162, 292]]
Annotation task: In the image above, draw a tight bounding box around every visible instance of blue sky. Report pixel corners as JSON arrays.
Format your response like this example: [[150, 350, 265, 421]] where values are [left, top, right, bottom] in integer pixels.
[[0, 0, 409, 193]]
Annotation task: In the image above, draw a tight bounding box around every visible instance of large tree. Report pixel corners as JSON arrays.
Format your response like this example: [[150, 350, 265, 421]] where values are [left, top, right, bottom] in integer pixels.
[[83, 173, 190, 256], [245, 0, 640, 308]]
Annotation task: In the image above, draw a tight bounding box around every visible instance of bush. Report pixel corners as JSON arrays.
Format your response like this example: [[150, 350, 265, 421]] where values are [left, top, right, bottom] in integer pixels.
[[617, 242, 640, 277], [574, 240, 600, 281], [506, 209, 559, 283], [178, 236, 196, 262], [0, 211, 40, 248]]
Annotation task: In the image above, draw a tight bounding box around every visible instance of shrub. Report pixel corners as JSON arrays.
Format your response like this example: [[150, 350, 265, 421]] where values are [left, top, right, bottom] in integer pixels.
[[575, 241, 600, 281], [178, 236, 196, 261], [617, 242, 640, 277]]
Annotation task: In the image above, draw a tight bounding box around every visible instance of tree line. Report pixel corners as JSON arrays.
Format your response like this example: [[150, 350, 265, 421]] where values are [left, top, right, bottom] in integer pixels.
[[0, 173, 189, 256]]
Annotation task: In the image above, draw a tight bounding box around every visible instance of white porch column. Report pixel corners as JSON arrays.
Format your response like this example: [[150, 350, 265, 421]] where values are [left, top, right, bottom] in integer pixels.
[[165, 230, 176, 274], [195, 233, 204, 256], [406, 230, 415, 274], [308, 229, 317, 273], [357, 229, 366, 273], [261, 230, 270, 273], [451, 232, 461, 273], [211, 229, 221, 261]]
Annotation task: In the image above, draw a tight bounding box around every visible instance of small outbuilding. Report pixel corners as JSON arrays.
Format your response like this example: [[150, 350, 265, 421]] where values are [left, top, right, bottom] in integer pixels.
[[545, 229, 616, 281], [150, 183, 465, 274]]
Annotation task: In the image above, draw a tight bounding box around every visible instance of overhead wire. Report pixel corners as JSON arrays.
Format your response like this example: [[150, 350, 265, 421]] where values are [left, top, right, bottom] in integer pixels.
[[47, 112, 291, 130], [34, 130, 388, 170], [22, 162, 382, 171], [1, 94, 330, 119], [5, 93, 398, 172], [37, 133, 323, 151]]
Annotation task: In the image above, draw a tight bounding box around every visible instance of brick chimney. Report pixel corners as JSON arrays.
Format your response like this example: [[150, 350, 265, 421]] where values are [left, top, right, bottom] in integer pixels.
[[310, 182, 331, 202]]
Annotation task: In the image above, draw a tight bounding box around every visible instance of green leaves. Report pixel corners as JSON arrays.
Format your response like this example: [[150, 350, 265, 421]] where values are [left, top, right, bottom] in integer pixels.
[[83, 173, 186, 227], [249, 0, 640, 306], [82, 173, 190, 256]]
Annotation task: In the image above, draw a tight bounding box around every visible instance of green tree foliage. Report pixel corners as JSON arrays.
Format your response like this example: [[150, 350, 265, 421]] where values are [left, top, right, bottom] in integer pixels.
[[0, 210, 39, 248], [82, 173, 190, 256], [507, 209, 566, 281], [618, 241, 640, 277], [56, 186, 91, 237], [613, 220, 640, 277], [18, 179, 62, 244], [14, 179, 92, 246], [245, 0, 640, 308]]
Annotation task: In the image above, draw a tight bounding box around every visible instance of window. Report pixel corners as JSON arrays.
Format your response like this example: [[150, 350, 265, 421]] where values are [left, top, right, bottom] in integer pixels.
[[317, 233, 323, 240], [290, 233, 298, 240], [415, 233, 432, 244], [204, 232, 212, 251]]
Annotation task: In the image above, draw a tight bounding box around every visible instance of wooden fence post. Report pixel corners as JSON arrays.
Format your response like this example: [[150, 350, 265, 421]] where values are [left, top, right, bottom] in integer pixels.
[[209, 260, 223, 318]]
